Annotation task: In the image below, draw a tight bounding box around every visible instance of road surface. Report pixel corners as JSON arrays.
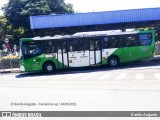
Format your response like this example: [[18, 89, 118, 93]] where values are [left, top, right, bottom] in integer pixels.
[[0, 61, 160, 119]]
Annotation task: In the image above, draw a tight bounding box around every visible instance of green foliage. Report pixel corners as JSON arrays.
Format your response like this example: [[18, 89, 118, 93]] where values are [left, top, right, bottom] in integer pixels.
[[0, 16, 8, 36], [20, 0, 51, 15], [47, 0, 74, 13], [1, 0, 74, 45], [14, 27, 25, 37], [0, 15, 13, 47]]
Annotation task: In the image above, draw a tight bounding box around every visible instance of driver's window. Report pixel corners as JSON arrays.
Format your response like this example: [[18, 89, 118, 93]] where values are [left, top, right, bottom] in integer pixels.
[[27, 42, 41, 55]]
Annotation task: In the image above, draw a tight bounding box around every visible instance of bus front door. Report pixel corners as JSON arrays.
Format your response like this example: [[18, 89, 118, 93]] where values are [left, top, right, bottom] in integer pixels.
[[90, 39, 102, 65], [57, 41, 68, 68]]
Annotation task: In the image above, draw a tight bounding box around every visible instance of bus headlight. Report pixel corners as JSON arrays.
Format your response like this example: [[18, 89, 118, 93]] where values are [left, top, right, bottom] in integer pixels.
[[20, 65, 25, 72]]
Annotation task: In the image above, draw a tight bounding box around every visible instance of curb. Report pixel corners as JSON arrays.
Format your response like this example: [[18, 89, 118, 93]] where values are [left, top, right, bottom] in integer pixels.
[[0, 69, 20, 74]]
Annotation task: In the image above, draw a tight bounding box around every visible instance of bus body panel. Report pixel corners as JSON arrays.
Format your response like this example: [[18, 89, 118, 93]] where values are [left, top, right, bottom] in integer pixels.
[[68, 50, 89, 67], [102, 48, 118, 64]]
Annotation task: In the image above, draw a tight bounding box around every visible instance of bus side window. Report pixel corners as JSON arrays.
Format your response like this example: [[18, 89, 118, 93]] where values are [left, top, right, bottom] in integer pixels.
[[138, 34, 152, 46], [69, 40, 79, 51], [90, 40, 94, 51], [124, 35, 136, 47], [44, 41, 56, 53], [79, 39, 88, 51], [62, 42, 67, 53], [95, 40, 100, 50], [90, 39, 100, 50], [58, 46, 62, 54], [69, 45, 73, 52], [102, 37, 109, 49], [108, 36, 119, 48]]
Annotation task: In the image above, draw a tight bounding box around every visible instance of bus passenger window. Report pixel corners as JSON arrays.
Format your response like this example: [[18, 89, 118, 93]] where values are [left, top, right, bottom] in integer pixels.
[[138, 34, 152, 46], [103, 37, 109, 49], [95, 40, 100, 50], [58, 46, 62, 54], [44, 41, 56, 53], [51, 46, 55, 52], [90, 40, 94, 51], [70, 46, 73, 52], [78, 39, 88, 51], [124, 35, 136, 47], [70, 40, 79, 51], [108, 36, 119, 48], [63, 42, 66, 53]]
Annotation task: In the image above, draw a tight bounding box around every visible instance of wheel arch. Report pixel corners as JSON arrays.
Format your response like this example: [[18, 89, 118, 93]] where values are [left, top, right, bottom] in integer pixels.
[[42, 60, 56, 71], [107, 55, 120, 67], [108, 55, 120, 63]]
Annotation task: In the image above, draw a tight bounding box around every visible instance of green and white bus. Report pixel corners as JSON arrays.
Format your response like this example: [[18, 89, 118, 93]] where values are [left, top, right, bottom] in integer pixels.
[[19, 30, 155, 73]]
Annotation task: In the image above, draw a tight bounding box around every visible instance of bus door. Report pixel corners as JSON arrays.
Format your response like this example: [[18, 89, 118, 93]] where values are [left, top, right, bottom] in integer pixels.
[[90, 39, 102, 65], [68, 39, 90, 67], [57, 41, 68, 68]]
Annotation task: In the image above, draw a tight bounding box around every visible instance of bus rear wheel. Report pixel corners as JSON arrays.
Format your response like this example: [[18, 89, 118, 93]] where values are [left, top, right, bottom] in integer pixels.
[[43, 62, 55, 73], [108, 56, 119, 67]]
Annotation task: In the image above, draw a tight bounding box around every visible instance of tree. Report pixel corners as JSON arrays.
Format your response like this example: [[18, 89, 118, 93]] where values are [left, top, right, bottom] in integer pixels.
[[2, 0, 74, 42], [47, 0, 74, 13], [0, 16, 8, 39]]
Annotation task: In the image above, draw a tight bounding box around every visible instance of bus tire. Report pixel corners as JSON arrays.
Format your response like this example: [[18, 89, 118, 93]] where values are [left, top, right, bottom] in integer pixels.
[[108, 56, 119, 67], [42, 62, 55, 73]]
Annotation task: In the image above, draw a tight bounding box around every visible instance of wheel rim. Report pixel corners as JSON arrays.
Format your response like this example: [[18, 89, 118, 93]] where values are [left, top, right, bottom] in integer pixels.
[[46, 65, 53, 71], [110, 58, 117, 66]]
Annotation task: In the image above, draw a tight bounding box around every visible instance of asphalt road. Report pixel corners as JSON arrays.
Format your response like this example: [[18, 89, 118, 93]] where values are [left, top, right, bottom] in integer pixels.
[[1, 61, 160, 113], [0, 60, 160, 90]]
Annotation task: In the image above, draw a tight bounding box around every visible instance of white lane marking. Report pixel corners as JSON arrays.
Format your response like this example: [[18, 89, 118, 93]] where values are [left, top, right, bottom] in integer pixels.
[[35, 75, 69, 80], [36, 75, 60, 80], [135, 73, 144, 80], [97, 73, 112, 80], [53, 74, 73, 80], [129, 66, 160, 70], [65, 73, 85, 80], [154, 73, 160, 79], [80, 73, 96, 80], [115, 73, 127, 80]]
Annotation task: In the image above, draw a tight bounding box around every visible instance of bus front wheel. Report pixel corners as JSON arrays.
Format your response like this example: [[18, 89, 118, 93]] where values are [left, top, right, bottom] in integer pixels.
[[108, 56, 119, 67], [43, 62, 55, 73]]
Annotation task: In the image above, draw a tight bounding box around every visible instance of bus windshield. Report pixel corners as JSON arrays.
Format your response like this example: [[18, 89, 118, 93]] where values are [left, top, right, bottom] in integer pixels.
[[21, 41, 42, 56]]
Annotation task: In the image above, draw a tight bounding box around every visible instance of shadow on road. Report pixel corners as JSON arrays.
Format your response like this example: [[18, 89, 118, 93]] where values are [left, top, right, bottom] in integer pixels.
[[16, 60, 160, 78]]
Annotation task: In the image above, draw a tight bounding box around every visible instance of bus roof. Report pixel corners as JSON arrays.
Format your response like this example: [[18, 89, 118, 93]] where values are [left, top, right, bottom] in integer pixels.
[[21, 30, 154, 41]]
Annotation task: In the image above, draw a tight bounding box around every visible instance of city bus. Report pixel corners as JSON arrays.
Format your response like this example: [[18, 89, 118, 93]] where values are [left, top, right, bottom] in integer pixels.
[[19, 30, 155, 73]]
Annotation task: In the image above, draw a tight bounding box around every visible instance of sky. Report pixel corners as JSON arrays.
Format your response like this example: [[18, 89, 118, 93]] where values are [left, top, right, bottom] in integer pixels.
[[1, 0, 160, 15], [65, 0, 160, 12]]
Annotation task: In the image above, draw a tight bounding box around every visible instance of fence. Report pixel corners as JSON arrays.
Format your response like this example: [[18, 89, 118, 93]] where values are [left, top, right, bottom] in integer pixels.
[[0, 51, 20, 72]]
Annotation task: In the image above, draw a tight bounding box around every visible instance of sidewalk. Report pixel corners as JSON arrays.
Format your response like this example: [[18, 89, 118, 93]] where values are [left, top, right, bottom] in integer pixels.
[[0, 68, 20, 73], [0, 55, 160, 74]]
